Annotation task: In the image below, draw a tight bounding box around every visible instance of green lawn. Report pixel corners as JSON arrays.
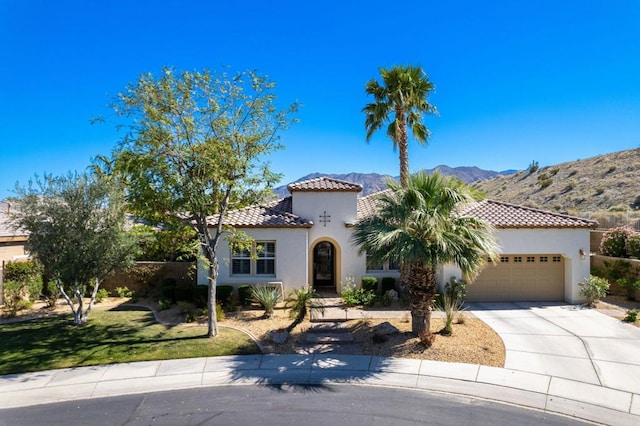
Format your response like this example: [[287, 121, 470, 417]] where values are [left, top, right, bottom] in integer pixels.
[[0, 306, 261, 375]]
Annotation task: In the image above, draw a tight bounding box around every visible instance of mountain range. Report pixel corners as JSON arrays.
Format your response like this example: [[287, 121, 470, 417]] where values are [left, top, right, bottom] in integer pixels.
[[273, 166, 515, 198], [273, 148, 640, 215]]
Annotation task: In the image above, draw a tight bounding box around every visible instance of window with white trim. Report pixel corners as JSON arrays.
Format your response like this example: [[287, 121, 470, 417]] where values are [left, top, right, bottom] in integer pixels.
[[366, 253, 399, 272], [231, 241, 276, 276]]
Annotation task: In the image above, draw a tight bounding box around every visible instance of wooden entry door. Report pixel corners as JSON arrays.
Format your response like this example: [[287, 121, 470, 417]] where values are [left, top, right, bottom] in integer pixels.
[[313, 242, 334, 288]]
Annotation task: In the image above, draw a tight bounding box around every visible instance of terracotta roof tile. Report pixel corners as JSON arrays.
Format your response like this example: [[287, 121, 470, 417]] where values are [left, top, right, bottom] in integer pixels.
[[208, 197, 312, 228], [358, 193, 597, 229], [287, 177, 363, 192], [458, 199, 598, 228]]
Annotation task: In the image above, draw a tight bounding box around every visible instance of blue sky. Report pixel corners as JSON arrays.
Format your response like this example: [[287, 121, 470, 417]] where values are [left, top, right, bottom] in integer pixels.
[[1, 0, 639, 200]]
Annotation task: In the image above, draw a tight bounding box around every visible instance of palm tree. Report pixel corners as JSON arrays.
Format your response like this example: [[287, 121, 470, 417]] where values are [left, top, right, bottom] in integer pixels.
[[351, 172, 498, 336], [363, 65, 437, 186]]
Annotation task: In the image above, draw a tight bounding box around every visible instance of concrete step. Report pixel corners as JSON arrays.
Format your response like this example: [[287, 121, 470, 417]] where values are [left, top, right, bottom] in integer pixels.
[[296, 343, 363, 355], [307, 323, 352, 333], [305, 332, 355, 343], [310, 306, 349, 322]]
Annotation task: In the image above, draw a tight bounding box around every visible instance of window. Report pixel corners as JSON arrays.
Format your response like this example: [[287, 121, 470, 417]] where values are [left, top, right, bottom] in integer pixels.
[[500, 256, 509, 263], [231, 241, 276, 276], [552, 256, 562, 263], [539, 256, 548, 263], [231, 247, 251, 275], [513, 256, 522, 263], [366, 253, 399, 271], [527, 256, 535, 263], [256, 242, 275, 275]]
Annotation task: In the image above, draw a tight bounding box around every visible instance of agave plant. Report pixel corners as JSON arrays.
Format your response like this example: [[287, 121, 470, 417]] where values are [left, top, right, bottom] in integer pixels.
[[285, 286, 323, 332], [251, 286, 280, 318]]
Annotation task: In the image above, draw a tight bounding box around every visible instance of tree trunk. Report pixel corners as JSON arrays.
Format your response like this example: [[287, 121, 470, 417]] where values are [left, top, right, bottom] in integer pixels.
[[395, 110, 409, 186], [206, 252, 219, 338], [402, 262, 436, 336]]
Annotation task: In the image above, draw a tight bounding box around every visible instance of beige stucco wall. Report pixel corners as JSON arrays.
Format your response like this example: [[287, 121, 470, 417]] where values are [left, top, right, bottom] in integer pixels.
[[0, 241, 28, 265]]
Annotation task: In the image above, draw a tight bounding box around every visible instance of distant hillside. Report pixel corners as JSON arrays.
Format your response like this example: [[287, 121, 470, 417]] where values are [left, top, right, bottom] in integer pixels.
[[273, 166, 510, 197], [473, 148, 640, 214]]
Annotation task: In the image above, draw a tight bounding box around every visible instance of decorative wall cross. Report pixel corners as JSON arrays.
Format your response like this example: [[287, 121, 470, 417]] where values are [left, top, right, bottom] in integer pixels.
[[319, 210, 331, 227]]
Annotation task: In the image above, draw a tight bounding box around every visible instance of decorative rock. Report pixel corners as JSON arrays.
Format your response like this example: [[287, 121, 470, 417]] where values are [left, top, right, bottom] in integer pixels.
[[373, 321, 400, 336], [385, 289, 399, 302], [267, 329, 289, 344]]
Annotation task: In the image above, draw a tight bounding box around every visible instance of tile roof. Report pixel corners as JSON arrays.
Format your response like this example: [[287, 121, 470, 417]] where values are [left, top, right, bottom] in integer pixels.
[[0, 202, 28, 239], [287, 177, 363, 193], [209, 197, 312, 228], [457, 199, 598, 228], [357, 193, 597, 229]]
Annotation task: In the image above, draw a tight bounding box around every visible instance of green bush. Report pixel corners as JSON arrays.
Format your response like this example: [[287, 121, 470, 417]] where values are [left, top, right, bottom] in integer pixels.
[[381, 277, 396, 294], [579, 275, 610, 305], [158, 298, 172, 310], [626, 234, 640, 259], [361, 276, 378, 293], [341, 286, 377, 307], [114, 286, 133, 298], [44, 281, 60, 308], [624, 309, 639, 323], [238, 285, 253, 306], [161, 278, 177, 302], [434, 293, 465, 335], [95, 288, 110, 303], [174, 284, 193, 302], [600, 226, 635, 257], [445, 277, 467, 302], [216, 285, 234, 305]]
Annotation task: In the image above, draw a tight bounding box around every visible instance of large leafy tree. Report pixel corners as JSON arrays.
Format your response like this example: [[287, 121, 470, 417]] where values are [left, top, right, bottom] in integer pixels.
[[104, 67, 297, 337], [11, 173, 137, 325], [363, 65, 437, 186], [351, 171, 498, 335]]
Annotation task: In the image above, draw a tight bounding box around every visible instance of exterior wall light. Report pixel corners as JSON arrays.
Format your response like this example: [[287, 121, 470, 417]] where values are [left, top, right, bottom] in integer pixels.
[[579, 249, 586, 260]]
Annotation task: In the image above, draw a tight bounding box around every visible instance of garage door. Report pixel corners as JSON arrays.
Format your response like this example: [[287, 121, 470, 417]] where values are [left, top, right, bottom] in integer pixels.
[[466, 255, 564, 302]]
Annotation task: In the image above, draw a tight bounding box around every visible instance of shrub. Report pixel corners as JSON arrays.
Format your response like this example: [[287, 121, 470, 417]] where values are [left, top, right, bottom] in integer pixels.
[[434, 293, 466, 336], [251, 286, 280, 318], [238, 285, 253, 306], [626, 234, 640, 259], [444, 277, 467, 302], [115, 286, 134, 298], [216, 285, 234, 305], [537, 173, 552, 189], [158, 298, 172, 310], [95, 288, 110, 303], [579, 275, 610, 305], [44, 281, 60, 308], [418, 330, 436, 348], [341, 286, 376, 307], [527, 160, 539, 174], [177, 301, 198, 322], [174, 284, 193, 302], [381, 277, 396, 293], [2, 281, 29, 317], [160, 278, 177, 302], [600, 227, 635, 257], [285, 287, 321, 332], [624, 309, 639, 323], [361, 276, 378, 293], [194, 284, 209, 308]]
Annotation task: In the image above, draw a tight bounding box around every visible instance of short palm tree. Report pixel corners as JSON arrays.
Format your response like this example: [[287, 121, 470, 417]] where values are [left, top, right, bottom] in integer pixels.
[[363, 65, 437, 186], [351, 172, 498, 336]]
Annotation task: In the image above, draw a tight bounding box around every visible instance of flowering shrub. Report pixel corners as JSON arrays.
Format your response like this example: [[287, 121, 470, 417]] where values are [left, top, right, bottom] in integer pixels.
[[600, 226, 635, 258], [626, 233, 640, 259]]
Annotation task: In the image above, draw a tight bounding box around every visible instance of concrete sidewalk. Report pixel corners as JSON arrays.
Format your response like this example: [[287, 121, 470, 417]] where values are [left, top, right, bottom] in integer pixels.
[[0, 354, 638, 425]]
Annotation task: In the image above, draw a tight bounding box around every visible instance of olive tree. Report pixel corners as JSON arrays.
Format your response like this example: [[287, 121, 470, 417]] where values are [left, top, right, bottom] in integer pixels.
[[11, 173, 137, 324], [103, 67, 297, 337]]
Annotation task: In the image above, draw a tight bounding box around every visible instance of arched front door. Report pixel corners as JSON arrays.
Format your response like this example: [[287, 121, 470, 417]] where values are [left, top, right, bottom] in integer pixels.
[[313, 241, 335, 288]]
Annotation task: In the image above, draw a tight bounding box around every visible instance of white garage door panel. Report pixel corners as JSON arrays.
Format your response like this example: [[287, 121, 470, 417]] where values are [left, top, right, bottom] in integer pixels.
[[467, 255, 564, 302]]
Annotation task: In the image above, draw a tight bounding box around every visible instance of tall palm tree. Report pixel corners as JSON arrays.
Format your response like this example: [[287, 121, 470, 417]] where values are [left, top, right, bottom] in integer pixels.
[[351, 172, 498, 336], [363, 65, 437, 186]]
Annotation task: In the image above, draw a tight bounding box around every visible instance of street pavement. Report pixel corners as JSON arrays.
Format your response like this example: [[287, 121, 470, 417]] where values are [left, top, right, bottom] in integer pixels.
[[1, 304, 639, 425]]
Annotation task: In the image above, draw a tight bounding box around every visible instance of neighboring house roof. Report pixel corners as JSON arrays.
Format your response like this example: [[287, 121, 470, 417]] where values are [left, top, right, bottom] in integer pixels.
[[209, 197, 313, 228], [287, 177, 363, 193], [357, 192, 597, 229], [459, 199, 598, 229], [0, 202, 28, 241]]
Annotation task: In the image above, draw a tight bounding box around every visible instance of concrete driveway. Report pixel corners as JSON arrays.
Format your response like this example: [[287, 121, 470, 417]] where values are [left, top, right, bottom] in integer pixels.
[[469, 302, 640, 394]]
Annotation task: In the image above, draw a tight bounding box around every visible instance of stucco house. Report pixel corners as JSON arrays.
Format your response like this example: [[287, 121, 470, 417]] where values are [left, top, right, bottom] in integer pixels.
[[0, 202, 29, 267], [197, 176, 597, 303]]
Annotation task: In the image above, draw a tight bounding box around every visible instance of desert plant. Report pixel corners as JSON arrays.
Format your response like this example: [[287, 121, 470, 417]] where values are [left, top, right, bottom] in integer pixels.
[[285, 286, 322, 332], [341, 285, 376, 307], [251, 286, 280, 318], [550, 167, 559, 176], [623, 309, 639, 323], [616, 278, 640, 301], [579, 275, 610, 305], [600, 227, 635, 257], [95, 288, 110, 303], [537, 173, 552, 189], [434, 293, 466, 335], [445, 277, 467, 302], [44, 280, 60, 308], [527, 160, 539, 174], [418, 330, 436, 348]]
